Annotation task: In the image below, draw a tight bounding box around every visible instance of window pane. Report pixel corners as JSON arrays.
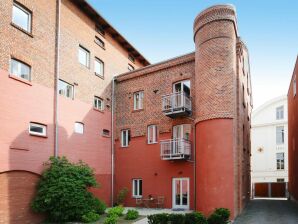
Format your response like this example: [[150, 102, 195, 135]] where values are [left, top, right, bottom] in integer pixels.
[[58, 80, 73, 99], [78, 47, 89, 67], [74, 122, 84, 134], [276, 126, 284, 144], [29, 123, 46, 136], [139, 180, 142, 196], [12, 4, 31, 32], [95, 59, 103, 76], [134, 180, 138, 196], [10, 59, 30, 80], [122, 130, 127, 147]]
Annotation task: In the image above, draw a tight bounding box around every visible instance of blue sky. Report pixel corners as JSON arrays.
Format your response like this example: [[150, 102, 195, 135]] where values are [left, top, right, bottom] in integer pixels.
[[88, 0, 298, 108]]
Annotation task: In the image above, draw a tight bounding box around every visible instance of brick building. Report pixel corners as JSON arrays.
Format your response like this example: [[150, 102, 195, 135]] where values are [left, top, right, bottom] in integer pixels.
[[287, 56, 298, 202], [0, 1, 252, 223]]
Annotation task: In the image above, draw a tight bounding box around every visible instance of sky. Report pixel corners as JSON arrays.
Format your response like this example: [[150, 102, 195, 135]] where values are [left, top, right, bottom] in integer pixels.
[[87, 0, 298, 109]]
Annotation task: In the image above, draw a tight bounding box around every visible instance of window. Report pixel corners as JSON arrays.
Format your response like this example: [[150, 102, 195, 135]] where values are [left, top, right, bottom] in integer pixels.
[[78, 46, 90, 67], [102, 129, 110, 137], [29, 122, 46, 136], [94, 96, 104, 111], [10, 58, 31, 81], [12, 2, 31, 32], [94, 58, 104, 78], [277, 178, 285, 182], [294, 77, 296, 97], [121, 129, 130, 147], [147, 125, 157, 144], [58, 80, 74, 99], [128, 55, 135, 63], [276, 106, 284, 120], [276, 153, 284, 170], [133, 91, 144, 110], [95, 24, 105, 36], [95, 36, 105, 48], [276, 126, 285, 145], [74, 122, 84, 134], [128, 64, 135, 71], [132, 179, 142, 198]]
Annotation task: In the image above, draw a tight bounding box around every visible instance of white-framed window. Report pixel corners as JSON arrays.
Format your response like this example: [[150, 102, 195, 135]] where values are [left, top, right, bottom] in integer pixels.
[[78, 45, 90, 67], [132, 179, 142, 198], [10, 58, 31, 81], [128, 64, 135, 71], [74, 122, 84, 134], [276, 126, 285, 145], [276, 153, 284, 170], [12, 2, 32, 32], [121, 129, 130, 147], [95, 36, 105, 48], [29, 122, 46, 137], [94, 96, 104, 111], [147, 125, 157, 144], [94, 58, 104, 78], [133, 91, 144, 110], [276, 106, 284, 120], [102, 129, 110, 137], [58, 80, 74, 99], [294, 77, 297, 97]]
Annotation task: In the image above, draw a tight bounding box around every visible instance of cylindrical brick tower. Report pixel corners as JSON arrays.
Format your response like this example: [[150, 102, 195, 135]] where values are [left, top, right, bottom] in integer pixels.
[[193, 5, 239, 218]]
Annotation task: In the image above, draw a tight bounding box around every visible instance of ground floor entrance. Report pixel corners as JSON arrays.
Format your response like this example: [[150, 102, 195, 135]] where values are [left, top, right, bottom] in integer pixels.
[[172, 178, 190, 210], [253, 182, 287, 198]]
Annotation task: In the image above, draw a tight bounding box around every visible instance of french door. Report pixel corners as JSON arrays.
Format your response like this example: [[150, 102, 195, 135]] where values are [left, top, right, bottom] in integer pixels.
[[172, 178, 190, 210], [173, 80, 190, 108]]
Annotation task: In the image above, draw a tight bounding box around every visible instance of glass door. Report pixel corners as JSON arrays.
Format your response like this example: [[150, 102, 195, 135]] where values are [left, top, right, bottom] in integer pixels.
[[173, 80, 190, 108], [172, 178, 190, 210]]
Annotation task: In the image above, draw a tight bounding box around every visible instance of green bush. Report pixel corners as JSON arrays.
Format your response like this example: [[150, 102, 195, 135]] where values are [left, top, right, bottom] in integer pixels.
[[116, 187, 129, 205], [125, 209, 139, 220], [185, 212, 208, 224], [31, 156, 101, 222], [82, 211, 100, 223], [147, 213, 169, 224], [95, 199, 107, 215], [208, 208, 230, 224], [168, 213, 185, 224], [108, 206, 125, 217], [104, 214, 119, 224]]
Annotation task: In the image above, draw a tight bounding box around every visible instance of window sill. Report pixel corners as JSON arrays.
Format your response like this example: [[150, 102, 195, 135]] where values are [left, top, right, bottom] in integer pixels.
[[148, 142, 158, 145], [9, 74, 32, 86], [121, 146, 129, 148], [95, 73, 104, 79], [132, 196, 143, 199], [11, 22, 33, 38], [132, 109, 144, 113], [93, 107, 104, 113], [29, 133, 48, 138], [102, 134, 111, 138]]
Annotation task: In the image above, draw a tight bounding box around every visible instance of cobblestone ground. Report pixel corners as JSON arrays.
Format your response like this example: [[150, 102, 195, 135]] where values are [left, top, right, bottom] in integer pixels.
[[234, 199, 298, 224]]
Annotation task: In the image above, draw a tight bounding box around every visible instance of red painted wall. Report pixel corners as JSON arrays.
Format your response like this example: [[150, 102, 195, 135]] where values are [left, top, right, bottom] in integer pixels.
[[115, 133, 194, 209], [196, 119, 235, 218]]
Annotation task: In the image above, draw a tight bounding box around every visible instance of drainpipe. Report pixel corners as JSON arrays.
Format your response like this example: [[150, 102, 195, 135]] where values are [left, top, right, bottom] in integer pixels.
[[193, 123, 196, 210], [111, 76, 116, 206], [54, 0, 61, 157]]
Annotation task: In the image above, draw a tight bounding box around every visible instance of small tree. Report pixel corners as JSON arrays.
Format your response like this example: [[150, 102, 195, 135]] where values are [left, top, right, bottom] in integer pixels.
[[116, 187, 129, 205], [31, 156, 104, 222]]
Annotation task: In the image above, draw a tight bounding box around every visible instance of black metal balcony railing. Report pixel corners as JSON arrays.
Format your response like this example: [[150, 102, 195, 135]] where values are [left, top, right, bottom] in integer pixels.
[[162, 92, 192, 118], [160, 138, 191, 160]]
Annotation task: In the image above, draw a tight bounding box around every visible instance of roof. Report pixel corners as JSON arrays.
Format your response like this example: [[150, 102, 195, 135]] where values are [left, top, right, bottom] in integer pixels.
[[71, 0, 150, 66], [252, 95, 287, 118]]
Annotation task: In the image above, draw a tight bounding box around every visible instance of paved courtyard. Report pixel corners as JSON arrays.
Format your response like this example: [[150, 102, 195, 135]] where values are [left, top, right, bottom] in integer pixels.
[[234, 199, 298, 224]]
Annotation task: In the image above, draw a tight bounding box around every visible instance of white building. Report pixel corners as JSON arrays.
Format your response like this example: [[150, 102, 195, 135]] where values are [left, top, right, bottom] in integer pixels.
[[251, 96, 288, 191]]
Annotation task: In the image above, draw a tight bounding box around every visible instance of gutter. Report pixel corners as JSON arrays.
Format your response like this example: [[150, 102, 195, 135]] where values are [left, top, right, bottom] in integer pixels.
[[111, 76, 116, 205]]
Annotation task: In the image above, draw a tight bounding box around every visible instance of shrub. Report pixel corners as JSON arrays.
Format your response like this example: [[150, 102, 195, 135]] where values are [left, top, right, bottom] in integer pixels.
[[208, 208, 230, 224], [81, 211, 100, 223], [116, 188, 129, 205], [147, 213, 169, 224], [95, 199, 107, 215], [108, 205, 125, 217], [168, 213, 185, 224], [31, 156, 101, 222], [185, 212, 208, 224], [125, 209, 139, 220], [104, 214, 119, 224]]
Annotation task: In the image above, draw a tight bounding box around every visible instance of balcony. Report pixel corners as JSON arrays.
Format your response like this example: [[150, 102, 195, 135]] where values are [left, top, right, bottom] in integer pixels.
[[162, 93, 192, 118], [160, 138, 191, 160]]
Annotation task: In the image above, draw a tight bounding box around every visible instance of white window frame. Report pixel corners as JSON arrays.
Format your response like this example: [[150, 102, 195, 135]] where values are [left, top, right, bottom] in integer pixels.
[[276, 106, 284, 120], [94, 96, 104, 111], [29, 122, 46, 137], [132, 179, 142, 198], [276, 126, 285, 145], [78, 45, 90, 67], [128, 64, 135, 71], [10, 58, 31, 81], [121, 129, 130, 147], [147, 125, 157, 144], [94, 58, 104, 78], [276, 153, 285, 170], [294, 77, 296, 97], [74, 122, 84, 134], [133, 91, 144, 110], [58, 80, 74, 99], [12, 2, 32, 32]]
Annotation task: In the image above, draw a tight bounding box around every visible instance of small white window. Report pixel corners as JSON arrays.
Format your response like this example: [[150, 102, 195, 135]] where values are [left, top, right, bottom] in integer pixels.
[[58, 80, 74, 99], [29, 122, 46, 136], [94, 96, 104, 111], [276, 106, 284, 120], [10, 58, 31, 81], [132, 179, 142, 198], [12, 2, 31, 32], [147, 125, 157, 144], [128, 64, 135, 71], [276, 126, 285, 145], [94, 58, 104, 78], [78, 46, 90, 67], [121, 129, 130, 147], [133, 91, 144, 110], [128, 55, 135, 63], [276, 153, 285, 170], [294, 77, 296, 97], [74, 122, 84, 134], [95, 36, 105, 48]]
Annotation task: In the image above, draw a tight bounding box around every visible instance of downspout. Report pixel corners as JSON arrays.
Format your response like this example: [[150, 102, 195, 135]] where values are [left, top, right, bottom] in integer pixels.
[[193, 123, 196, 210], [54, 0, 61, 157], [111, 76, 116, 206]]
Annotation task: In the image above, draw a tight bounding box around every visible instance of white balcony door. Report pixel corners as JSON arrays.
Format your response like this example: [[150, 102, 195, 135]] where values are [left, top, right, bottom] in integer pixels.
[[173, 80, 190, 108], [172, 125, 191, 155], [172, 178, 190, 210]]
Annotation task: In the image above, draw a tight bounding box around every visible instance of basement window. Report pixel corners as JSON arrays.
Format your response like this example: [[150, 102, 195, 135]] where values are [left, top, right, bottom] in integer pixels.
[[29, 122, 46, 137], [102, 129, 110, 137], [74, 122, 84, 134]]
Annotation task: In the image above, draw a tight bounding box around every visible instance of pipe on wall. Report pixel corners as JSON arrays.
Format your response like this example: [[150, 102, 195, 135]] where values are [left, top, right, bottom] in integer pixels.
[[111, 76, 116, 205]]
